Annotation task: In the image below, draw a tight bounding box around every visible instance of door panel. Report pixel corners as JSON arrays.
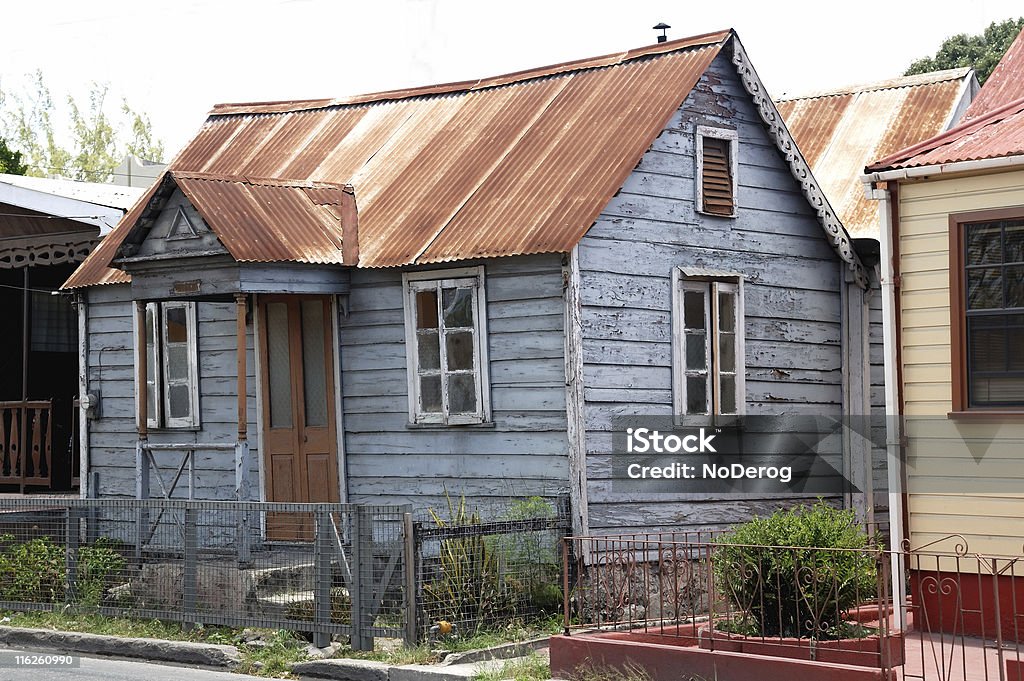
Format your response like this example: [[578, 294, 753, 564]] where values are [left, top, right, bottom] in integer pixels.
[[259, 296, 339, 540]]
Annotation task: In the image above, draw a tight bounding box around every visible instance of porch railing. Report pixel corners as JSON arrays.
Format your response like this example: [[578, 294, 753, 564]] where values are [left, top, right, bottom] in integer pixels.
[[0, 400, 52, 491]]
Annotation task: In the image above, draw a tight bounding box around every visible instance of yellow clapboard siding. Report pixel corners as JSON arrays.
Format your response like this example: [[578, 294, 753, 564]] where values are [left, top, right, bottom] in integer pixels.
[[900, 250, 948, 273], [901, 287, 950, 309], [902, 327, 949, 347], [902, 363, 950, 383], [899, 270, 949, 292], [911, 494, 1024, 517], [903, 382, 952, 404], [902, 343, 950, 366], [901, 307, 950, 330]]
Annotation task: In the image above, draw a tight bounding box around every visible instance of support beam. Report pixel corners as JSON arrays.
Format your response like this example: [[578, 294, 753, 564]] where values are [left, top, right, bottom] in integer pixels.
[[135, 301, 148, 440], [235, 293, 247, 441]]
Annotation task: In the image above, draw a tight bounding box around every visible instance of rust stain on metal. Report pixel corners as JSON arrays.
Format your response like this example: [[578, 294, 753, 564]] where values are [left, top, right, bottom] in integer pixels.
[[65, 30, 731, 288], [963, 29, 1024, 123], [777, 69, 971, 238]]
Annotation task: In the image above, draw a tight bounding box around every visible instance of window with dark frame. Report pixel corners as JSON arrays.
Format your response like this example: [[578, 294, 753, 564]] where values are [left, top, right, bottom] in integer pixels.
[[960, 217, 1024, 408]]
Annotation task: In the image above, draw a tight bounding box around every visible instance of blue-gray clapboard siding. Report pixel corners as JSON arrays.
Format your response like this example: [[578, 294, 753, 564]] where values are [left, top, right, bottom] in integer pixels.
[[579, 51, 852, 534], [338, 254, 569, 513], [84, 284, 259, 499]]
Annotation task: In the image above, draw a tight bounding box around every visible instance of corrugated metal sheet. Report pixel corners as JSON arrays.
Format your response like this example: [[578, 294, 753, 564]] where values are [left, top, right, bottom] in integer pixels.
[[776, 69, 971, 238], [65, 30, 729, 287], [868, 97, 1024, 171], [962, 29, 1024, 122]]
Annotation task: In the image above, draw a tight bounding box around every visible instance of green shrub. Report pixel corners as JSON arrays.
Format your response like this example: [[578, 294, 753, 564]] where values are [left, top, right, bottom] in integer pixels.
[[713, 502, 877, 639], [0, 537, 128, 606], [77, 538, 128, 607]]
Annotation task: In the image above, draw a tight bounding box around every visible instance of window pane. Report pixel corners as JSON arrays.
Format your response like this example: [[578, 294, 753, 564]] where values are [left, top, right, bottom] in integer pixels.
[[971, 375, 1024, 406], [417, 331, 440, 370], [718, 291, 735, 333], [448, 374, 477, 414], [1006, 221, 1024, 263], [967, 267, 1002, 309], [165, 306, 188, 343], [686, 375, 708, 414], [442, 287, 474, 327], [719, 332, 736, 373], [445, 331, 475, 371], [685, 332, 707, 370], [167, 384, 190, 419], [970, 324, 1006, 372], [965, 223, 1002, 265], [683, 290, 705, 329], [1007, 265, 1024, 308], [301, 300, 328, 428], [416, 290, 438, 329], [420, 375, 442, 413], [266, 302, 293, 429], [720, 375, 737, 414], [166, 345, 188, 381]]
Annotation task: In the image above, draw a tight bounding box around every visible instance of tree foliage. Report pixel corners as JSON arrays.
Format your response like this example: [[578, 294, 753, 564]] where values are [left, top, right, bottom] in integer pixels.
[[0, 138, 27, 175], [905, 18, 1024, 84], [0, 70, 164, 183]]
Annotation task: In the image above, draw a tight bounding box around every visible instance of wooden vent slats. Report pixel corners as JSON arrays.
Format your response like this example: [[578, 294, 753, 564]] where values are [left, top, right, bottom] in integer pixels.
[[702, 136, 733, 215]]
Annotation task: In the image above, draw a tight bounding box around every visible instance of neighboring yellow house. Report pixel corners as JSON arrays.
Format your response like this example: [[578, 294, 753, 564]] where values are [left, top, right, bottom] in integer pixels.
[[863, 28, 1024, 638]]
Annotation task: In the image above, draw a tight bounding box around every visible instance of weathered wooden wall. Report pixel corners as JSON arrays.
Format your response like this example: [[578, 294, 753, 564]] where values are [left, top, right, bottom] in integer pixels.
[[338, 254, 570, 516], [578, 51, 856, 534], [83, 284, 259, 499]]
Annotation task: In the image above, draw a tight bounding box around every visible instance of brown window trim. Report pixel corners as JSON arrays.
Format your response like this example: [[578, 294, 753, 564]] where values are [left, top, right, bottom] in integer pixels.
[[948, 205, 1024, 415]]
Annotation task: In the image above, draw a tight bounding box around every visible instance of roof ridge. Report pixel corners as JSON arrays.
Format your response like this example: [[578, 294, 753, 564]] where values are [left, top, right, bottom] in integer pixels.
[[777, 67, 972, 103], [208, 29, 733, 116], [868, 93, 1024, 170], [170, 170, 352, 191]]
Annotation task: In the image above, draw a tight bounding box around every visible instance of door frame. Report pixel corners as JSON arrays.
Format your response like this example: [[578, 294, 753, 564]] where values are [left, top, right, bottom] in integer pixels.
[[253, 293, 346, 511]]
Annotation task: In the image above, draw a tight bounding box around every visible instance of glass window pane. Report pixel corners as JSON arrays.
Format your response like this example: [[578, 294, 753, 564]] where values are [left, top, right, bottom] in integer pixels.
[[445, 331, 475, 371], [969, 318, 1008, 373], [301, 300, 328, 428], [448, 374, 477, 414], [971, 375, 1024, 406], [965, 223, 1002, 265], [719, 332, 736, 373], [166, 345, 188, 381], [442, 288, 474, 327], [967, 267, 1002, 310], [685, 332, 707, 370], [686, 375, 708, 414], [165, 306, 188, 343], [417, 331, 440, 370], [683, 290, 705, 329], [416, 290, 438, 329], [266, 302, 293, 429], [718, 291, 735, 333], [167, 384, 190, 419], [1007, 265, 1024, 308], [720, 375, 737, 414], [420, 375, 442, 413], [1005, 221, 1024, 263]]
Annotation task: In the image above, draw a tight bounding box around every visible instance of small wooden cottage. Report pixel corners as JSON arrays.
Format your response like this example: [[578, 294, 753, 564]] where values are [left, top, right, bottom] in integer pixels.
[[64, 29, 881, 536], [864, 28, 1024, 636]]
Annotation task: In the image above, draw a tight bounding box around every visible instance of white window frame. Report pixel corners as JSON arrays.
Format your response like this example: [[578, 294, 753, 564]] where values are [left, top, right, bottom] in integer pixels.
[[671, 269, 746, 417], [695, 125, 739, 218], [402, 266, 491, 425], [141, 301, 200, 429]]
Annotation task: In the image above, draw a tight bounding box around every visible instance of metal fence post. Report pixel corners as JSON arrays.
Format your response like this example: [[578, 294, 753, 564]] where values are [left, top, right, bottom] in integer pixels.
[[65, 506, 80, 604], [86, 472, 99, 544], [314, 508, 331, 648], [135, 442, 149, 562], [402, 512, 417, 646], [183, 504, 197, 632], [349, 505, 374, 651], [235, 442, 251, 565]]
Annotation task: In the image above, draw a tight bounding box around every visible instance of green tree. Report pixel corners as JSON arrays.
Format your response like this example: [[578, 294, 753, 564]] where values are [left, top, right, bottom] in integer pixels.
[[0, 138, 27, 175], [905, 18, 1024, 84]]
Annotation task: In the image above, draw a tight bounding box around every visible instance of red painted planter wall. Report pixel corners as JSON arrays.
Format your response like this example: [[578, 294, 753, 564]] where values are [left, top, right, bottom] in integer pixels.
[[911, 569, 1024, 643]]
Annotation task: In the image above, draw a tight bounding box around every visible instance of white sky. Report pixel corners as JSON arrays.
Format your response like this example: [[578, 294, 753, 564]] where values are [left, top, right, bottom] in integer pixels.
[[0, 0, 1020, 159]]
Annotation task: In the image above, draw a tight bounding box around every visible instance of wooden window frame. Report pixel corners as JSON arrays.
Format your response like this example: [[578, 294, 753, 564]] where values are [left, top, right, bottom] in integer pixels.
[[695, 125, 738, 218], [949, 206, 1024, 417], [140, 301, 200, 429], [402, 266, 491, 425], [672, 269, 746, 418]]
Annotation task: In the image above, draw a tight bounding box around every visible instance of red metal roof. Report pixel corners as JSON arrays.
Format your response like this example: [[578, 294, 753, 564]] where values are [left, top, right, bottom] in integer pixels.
[[868, 95, 1024, 171], [64, 30, 730, 288], [962, 28, 1024, 123], [775, 69, 972, 237]]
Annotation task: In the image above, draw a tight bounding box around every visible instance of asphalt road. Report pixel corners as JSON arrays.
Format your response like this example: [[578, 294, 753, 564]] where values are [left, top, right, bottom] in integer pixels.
[[0, 650, 268, 681]]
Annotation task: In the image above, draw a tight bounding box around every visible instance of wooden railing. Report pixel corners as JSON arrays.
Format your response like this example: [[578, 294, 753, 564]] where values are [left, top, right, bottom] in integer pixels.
[[0, 400, 52, 491]]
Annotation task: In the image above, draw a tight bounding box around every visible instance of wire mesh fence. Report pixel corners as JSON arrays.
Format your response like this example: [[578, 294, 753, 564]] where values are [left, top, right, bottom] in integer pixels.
[[0, 498, 411, 649], [411, 494, 571, 640]]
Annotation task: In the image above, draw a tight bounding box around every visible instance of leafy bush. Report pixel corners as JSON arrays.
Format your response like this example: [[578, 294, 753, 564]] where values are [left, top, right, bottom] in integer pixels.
[[499, 497, 562, 616], [0, 536, 127, 606], [77, 538, 128, 607], [714, 502, 877, 639]]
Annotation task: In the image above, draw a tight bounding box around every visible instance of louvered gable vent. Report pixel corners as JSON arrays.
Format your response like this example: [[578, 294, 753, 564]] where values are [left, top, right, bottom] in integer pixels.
[[701, 135, 734, 215]]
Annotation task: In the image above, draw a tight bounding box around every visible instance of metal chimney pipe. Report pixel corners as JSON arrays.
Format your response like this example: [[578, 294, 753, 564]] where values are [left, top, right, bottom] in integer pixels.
[[653, 22, 671, 43]]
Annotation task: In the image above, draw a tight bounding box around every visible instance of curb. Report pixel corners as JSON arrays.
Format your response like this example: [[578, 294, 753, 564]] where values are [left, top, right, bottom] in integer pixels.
[[441, 636, 549, 665], [289, 657, 487, 680], [0, 625, 241, 669]]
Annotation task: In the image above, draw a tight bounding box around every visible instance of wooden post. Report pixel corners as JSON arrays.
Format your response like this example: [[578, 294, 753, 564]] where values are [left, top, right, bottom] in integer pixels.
[[135, 301, 149, 440], [235, 294, 247, 442]]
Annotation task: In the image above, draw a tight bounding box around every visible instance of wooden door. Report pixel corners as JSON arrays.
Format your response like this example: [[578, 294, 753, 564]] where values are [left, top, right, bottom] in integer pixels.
[[258, 296, 339, 539]]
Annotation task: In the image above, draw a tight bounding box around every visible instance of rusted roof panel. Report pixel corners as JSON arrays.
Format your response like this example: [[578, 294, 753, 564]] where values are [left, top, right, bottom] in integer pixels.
[[66, 31, 729, 287], [962, 28, 1024, 122], [776, 69, 971, 238]]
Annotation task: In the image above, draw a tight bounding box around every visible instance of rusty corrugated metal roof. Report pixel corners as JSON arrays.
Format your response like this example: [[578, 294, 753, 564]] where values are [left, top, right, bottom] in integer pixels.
[[868, 96, 1024, 171], [776, 69, 972, 238], [65, 30, 729, 288], [962, 28, 1024, 123]]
